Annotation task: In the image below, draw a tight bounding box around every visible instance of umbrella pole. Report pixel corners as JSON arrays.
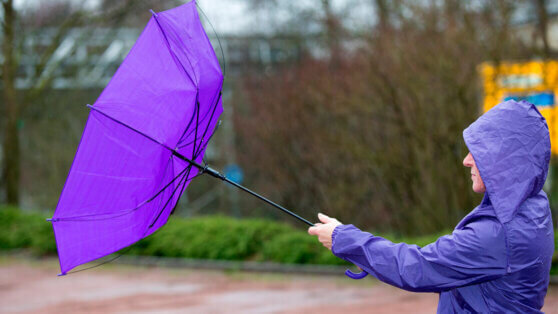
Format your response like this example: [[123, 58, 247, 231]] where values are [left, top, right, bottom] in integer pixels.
[[171, 151, 314, 227]]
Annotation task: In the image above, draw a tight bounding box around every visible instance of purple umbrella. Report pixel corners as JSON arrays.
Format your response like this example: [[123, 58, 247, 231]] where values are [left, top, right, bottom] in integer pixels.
[[49, 1, 318, 276]]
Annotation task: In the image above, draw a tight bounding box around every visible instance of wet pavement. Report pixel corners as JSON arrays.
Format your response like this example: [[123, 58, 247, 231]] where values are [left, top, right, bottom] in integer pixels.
[[1, 257, 556, 313]]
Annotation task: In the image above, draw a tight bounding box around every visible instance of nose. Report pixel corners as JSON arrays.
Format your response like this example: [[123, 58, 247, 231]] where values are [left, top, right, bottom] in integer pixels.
[[463, 152, 473, 167]]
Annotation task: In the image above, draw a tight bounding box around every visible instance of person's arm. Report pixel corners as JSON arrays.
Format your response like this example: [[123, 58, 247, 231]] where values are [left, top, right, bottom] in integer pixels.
[[331, 218, 508, 292]]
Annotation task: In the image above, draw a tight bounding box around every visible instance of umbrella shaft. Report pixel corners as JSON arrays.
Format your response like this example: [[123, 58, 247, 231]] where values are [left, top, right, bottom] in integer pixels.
[[172, 151, 314, 227], [222, 176, 315, 227]]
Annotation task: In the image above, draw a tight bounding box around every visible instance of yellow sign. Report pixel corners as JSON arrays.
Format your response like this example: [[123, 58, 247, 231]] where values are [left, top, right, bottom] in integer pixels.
[[480, 60, 558, 154]]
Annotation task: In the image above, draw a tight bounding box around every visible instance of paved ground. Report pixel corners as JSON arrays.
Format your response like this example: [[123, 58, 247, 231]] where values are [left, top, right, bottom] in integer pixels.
[[1, 257, 557, 313]]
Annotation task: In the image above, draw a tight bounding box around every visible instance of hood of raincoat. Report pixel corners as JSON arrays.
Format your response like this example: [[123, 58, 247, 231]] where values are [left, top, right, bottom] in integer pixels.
[[463, 100, 551, 223]]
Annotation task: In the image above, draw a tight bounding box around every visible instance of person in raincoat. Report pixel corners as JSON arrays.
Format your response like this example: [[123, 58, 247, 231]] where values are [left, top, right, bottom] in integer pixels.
[[308, 100, 554, 313]]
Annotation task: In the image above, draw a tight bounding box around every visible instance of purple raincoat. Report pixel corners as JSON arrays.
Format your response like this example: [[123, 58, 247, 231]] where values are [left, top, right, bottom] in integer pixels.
[[332, 100, 554, 313]]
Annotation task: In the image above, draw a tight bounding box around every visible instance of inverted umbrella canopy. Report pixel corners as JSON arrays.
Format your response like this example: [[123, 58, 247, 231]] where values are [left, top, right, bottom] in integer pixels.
[[50, 1, 363, 280], [51, 1, 223, 275]]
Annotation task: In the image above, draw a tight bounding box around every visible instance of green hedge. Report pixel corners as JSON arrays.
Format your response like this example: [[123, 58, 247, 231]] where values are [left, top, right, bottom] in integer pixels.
[[0, 206, 345, 265], [0, 206, 57, 255], [0, 206, 556, 274]]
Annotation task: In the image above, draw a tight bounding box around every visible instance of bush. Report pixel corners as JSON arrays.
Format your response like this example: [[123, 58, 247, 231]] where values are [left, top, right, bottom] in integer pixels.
[[0, 206, 556, 273], [262, 232, 322, 264], [0, 206, 56, 254], [129, 216, 296, 261], [0, 205, 31, 249]]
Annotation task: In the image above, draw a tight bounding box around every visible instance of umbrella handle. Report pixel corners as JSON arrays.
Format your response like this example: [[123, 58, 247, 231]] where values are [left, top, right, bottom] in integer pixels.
[[345, 268, 368, 280]]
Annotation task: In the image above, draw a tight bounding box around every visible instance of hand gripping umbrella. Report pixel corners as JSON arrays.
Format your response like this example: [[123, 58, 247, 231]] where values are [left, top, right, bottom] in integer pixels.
[[49, 1, 367, 280]]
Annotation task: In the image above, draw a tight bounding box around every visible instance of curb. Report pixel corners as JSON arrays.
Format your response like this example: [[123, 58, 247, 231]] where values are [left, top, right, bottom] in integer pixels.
[[114, 255, 351, 276], [114, 255, 558, 285]]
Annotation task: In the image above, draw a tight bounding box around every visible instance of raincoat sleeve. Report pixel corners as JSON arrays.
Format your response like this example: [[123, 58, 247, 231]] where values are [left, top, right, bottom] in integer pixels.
[[332, 219, 508, 293]]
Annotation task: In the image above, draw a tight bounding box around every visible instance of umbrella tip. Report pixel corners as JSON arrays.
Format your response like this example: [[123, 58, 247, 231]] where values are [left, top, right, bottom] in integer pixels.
[[149, 9, 158, 17]]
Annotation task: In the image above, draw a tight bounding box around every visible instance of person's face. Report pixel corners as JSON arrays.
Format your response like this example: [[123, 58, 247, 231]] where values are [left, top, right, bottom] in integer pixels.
[[463, 152, 486, 193]]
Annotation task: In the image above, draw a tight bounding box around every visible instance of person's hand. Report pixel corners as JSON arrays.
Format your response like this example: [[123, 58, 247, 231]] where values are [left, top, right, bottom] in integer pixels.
[[308, 213, 342, 250]]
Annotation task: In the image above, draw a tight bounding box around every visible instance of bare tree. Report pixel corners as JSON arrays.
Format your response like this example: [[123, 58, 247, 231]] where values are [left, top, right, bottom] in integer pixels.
[[534, 0, 551, 58], [235, 0, 538, 234], [2, 0, 19, 204]]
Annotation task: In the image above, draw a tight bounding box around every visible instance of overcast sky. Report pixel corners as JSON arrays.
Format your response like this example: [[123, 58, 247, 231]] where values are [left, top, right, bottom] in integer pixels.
[[13, 0, 375, 35]]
